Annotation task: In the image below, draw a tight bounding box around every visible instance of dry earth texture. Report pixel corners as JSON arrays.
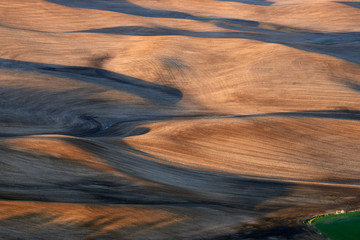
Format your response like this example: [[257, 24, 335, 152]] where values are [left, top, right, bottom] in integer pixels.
[[0, 0, 359, 239]]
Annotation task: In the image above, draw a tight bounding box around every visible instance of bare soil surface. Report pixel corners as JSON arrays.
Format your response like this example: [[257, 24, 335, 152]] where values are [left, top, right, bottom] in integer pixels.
[[0, 0, 359, 239]]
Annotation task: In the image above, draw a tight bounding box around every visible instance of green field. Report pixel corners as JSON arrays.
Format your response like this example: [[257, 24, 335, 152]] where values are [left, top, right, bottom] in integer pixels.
[[308, 211, 360, 240]]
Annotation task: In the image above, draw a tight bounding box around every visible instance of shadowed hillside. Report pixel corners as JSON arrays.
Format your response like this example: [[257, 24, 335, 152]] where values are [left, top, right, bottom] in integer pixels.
[[0, 0, 359, 239]]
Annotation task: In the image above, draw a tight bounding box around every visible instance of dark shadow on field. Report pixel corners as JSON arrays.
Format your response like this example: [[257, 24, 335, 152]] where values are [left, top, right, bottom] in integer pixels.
[[0, 86, 110, 136], [1, 108, 359, 239], [0, 58, 182, 105], [0, 84, 162, 138], [344, 82, 360, 93], [235, 110, 360, 121], [45, 0, 262, 23], [46, 0, 195, 19], [336, 78, 360, 93], [46, 0, 360, 63], [45, 0, 260, 28], [75, 25, 360, 63], [336, 1, 360, 9], [217, 0, 274, 6], [0, 136, 293, 210], [102, 142, 293, 208], [206, 226, 306, 240], [2, 135, 359, 239]]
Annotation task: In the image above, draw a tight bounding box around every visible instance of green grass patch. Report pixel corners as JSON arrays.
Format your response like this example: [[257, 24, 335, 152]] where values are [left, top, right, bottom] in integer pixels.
[[306, 211, 360, 240]]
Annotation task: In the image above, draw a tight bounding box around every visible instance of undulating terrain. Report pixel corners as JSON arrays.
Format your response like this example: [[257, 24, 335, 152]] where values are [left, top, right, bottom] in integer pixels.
[[0, 0, 359, 239]]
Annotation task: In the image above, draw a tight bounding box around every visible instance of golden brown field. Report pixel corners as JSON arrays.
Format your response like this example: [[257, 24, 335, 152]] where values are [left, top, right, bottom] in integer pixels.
[[0, 0, 359, 239]]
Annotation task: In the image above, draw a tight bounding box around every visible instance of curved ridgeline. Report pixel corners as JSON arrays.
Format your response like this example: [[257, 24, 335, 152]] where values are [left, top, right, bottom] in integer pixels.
[[0, 0, 359, 239]]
